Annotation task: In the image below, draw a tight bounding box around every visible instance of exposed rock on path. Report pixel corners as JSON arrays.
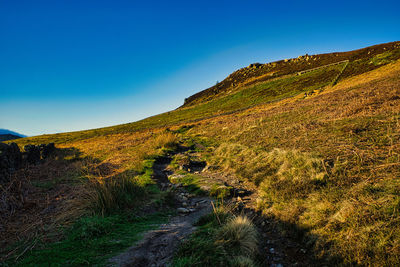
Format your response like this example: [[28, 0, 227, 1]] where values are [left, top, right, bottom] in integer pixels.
[[109, 151, 212, 267]]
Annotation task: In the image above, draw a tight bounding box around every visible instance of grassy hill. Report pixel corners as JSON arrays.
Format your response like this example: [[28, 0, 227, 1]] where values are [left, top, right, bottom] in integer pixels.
[[2, 41, 400, 266]]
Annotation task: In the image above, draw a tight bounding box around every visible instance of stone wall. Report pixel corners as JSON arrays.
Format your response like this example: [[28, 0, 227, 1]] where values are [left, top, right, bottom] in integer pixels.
[[0, 143, 56, 183]]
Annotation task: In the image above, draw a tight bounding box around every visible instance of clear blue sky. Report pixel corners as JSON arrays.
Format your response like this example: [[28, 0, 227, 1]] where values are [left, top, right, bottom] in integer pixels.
[[1, 0, 399, 136]]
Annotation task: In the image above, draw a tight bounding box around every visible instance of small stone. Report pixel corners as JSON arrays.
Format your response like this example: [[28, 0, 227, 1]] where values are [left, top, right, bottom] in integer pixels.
[[189, 208, 196, 212], [181, 196, 188, 201], [300, 248, 306, 254], [269, 248, 275, 253], [177, 208, 189, 213], [261, 221, 265, 226], [182, 202, 188, 207]]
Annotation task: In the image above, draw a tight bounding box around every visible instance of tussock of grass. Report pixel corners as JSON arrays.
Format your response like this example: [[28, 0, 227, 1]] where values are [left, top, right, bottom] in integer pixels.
[[154, 132, 179, 150], [87, 174, 147, 216], [215, 216, 258, 257], [172, 205, 259, 266], [230, 256, 256, 267]]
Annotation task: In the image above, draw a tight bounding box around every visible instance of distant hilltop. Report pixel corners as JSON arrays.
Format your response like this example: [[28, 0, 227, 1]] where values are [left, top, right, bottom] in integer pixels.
[[0, 129, 26, 142], [182, 41, 400, 107]]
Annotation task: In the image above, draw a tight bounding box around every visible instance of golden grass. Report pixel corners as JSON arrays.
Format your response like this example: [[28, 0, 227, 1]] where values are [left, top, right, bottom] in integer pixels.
[[4, 53, 400, 265], [184, 61, 400, 265], [215, 215, 259, 257]]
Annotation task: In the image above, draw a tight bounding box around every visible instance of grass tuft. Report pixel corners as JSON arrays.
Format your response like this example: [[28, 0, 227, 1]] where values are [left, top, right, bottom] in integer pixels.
[[215, 215, 259, 257], [87, 174, 147, 216]]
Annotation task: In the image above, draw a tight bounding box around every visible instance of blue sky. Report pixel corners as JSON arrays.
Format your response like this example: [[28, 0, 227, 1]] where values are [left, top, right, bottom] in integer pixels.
[[1, 0, 399, 136]]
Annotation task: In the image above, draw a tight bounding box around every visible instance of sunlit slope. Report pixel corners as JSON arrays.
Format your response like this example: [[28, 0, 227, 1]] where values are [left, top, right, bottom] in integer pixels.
[[11, 42, 400, 146], [183, 59, 400, 265], [7, 44, 400, 265], [183, 41, 400, 106]]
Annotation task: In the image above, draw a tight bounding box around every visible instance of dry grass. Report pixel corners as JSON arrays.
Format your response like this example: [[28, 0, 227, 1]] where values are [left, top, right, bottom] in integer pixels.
[[153, 132, 179, 150], [185, 60, 400, 265], [4, 51, 400, 265], [216, 215, 259, 257], [1, 130, 180, 260], [85, 174, 147, 216]]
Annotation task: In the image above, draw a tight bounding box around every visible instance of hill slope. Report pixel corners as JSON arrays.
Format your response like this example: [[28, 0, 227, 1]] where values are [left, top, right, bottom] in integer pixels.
[[12, 41, 400, 146], [3, 41, 400, 266], [183, 41, 400, 107]]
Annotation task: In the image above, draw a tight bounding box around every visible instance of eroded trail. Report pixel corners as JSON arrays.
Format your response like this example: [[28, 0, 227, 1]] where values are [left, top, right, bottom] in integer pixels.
[[109, 148, 314, 267], [109, 153, 212, 267], [109, 197, 211, 267]]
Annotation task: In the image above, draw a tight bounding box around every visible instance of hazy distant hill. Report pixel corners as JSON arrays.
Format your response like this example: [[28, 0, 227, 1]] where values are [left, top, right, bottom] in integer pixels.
[[0, 129, 26, 141]]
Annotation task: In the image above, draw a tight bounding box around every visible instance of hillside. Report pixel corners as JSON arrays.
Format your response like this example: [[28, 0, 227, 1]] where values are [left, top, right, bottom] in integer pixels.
[[0, 129, 25, 141], [183, 41, 400, 107], [1, 41, 400, 266], [0, 134, 22, 142]]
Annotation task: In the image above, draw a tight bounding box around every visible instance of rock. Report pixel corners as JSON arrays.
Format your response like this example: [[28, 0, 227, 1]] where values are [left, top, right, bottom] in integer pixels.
[[269, 248, 275, 253], [177, 208, 190, 213], [181, 196, 188, 201], [182, 202, 188, 207], [189, 208, 196, 212], [172, 183, 183, 189]]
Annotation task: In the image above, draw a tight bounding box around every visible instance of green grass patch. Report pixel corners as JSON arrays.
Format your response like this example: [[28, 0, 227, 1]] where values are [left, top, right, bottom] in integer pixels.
[[168, 173, 206, 196], [5, 212, 170, 267]]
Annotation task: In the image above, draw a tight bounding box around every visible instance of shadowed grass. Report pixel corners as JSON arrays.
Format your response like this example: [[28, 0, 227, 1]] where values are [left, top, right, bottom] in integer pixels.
[[172, 205, 258, 267], [5, 212, 170, 267]]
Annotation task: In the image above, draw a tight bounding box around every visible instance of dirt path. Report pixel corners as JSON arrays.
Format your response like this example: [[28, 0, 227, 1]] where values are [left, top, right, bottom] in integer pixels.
[[108, 153, 212, 267], [108, 196, 211, 267], [109, 148, 315, 266]]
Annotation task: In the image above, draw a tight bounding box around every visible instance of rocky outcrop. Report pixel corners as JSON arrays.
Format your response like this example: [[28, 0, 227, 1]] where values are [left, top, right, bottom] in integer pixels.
[[0, 142, 56, 183]]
